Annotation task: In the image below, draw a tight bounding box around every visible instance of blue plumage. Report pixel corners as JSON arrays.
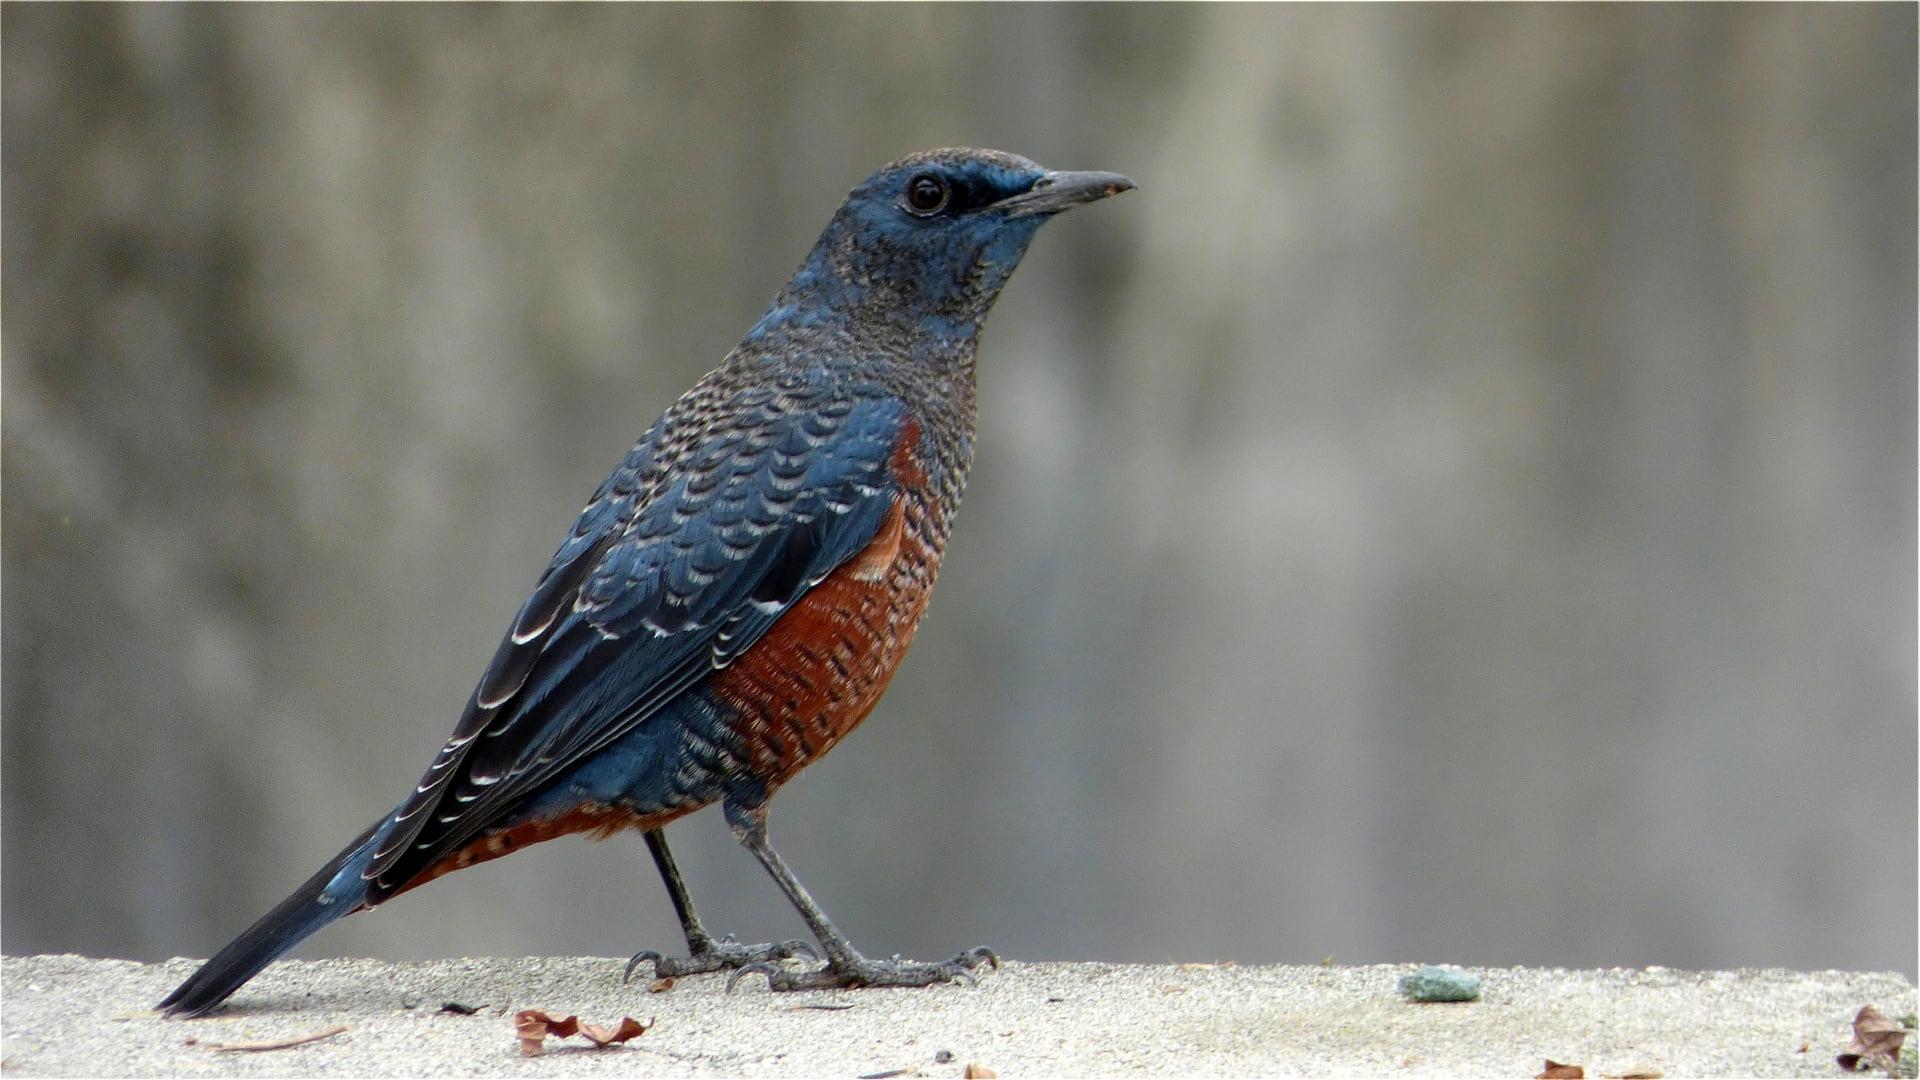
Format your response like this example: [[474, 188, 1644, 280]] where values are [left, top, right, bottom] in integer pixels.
[[160, 148, 1131, 1016]]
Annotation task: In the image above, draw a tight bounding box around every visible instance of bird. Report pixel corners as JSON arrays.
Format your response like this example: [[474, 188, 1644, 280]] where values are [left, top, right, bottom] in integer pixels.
[[158, 148, 1134, 1017]]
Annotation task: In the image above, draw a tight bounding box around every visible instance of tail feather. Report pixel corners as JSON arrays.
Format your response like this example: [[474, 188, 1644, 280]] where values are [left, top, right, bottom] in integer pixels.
[[158, 819, 384, 1017]]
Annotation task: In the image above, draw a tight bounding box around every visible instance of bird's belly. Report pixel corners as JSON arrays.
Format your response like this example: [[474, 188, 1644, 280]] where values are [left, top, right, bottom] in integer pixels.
[[705, 497, 939, 791]]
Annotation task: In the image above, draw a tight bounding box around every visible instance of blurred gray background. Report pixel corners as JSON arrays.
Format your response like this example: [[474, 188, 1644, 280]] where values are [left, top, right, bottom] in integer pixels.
[[5, 4, 1915, 979]]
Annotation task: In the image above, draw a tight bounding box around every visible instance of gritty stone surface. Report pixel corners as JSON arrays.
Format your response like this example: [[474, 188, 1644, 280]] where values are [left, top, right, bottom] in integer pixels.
[[2, 954, 1914, 1077], [1397, 964, 1483, 1003]]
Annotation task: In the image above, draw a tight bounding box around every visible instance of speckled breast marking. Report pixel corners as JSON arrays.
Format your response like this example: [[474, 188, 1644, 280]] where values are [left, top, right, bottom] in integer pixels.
[[705, 497, 938, 787], [706, 423, 943, 788]]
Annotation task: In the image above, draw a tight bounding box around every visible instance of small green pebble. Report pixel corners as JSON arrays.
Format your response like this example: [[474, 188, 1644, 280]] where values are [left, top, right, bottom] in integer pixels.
[[1398, 964, 1482, 1002], [1897, 1013, 1918, 1030]]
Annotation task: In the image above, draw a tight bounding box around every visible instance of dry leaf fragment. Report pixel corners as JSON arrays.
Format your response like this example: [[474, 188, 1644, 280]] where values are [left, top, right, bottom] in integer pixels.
[[648, 977, 676, 993], [1537, 1061, 1584, 1079], [1837, 1005, 1908, 1073], [513, 1009, 651, 1057], [198, 1026, 349, 1053], [964, 1065, 997, 1079]]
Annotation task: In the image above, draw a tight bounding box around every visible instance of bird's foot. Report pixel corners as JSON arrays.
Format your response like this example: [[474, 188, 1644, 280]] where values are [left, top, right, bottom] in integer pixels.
[[624, 935, 816, 982], [726, 945, 998, 992]]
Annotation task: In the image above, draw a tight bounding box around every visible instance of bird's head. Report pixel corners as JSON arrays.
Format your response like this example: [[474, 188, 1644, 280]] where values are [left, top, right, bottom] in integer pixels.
[[761, 148, 1134, 342]]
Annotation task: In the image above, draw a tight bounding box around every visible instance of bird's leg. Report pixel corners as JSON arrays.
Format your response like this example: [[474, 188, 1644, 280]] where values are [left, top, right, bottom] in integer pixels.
[[622, 827, 813, 982], [721, 803, 997, 992], [645, 828, 717, 953]]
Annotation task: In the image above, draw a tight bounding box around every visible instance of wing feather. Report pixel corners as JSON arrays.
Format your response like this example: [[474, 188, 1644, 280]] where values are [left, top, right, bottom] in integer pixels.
[[363, 389, 906, 894]]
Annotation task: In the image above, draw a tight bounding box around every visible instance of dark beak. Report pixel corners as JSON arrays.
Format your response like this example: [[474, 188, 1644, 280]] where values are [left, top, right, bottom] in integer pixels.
[[994, 170, 1137, 218]]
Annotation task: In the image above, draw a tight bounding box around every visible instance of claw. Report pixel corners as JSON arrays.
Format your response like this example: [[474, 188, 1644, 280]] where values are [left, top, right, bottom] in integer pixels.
[[726, 961, 783, 993], [779, 939, 818, 961], [623, 950, 665, 984]]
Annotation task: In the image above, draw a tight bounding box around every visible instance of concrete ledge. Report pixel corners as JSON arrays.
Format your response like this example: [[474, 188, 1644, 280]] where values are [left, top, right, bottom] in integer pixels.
[[3, 954, 1913, 1077]]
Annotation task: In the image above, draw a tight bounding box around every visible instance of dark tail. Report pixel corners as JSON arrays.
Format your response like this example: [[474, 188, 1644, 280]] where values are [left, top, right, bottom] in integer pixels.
[[158, 819, 384, 1017]]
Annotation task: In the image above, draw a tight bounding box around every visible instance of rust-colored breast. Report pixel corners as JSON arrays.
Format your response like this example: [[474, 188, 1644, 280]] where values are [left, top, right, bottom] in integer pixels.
[[706, 497, 936, 787], [706, 423, 943, 789]]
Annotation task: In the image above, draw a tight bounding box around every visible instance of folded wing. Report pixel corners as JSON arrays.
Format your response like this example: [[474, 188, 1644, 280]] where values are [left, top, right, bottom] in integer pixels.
[[361, 389, 907, 898]]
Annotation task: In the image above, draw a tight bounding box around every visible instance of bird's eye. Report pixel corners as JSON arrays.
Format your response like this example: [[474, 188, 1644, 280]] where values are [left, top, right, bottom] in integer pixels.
[[903, 173, 950, 216]]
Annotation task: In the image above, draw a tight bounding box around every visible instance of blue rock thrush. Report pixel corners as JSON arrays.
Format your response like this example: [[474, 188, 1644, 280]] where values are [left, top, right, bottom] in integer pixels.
[[159, 148, 1133, 1016]]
